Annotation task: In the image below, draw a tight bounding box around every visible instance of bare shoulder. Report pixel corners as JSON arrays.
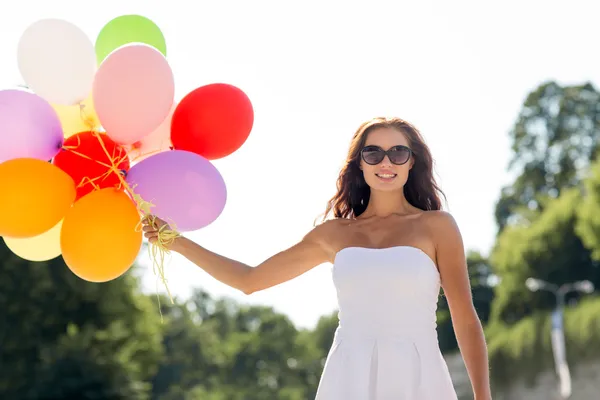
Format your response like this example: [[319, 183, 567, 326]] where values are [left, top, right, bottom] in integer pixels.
[[422, 210, 459, 228], [302, 218, 345, 257], [421, 210, 463, 246], [305, 218, 343, 241]]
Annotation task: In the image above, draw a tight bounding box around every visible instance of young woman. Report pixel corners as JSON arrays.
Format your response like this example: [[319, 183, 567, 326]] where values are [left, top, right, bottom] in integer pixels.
[[143, 117, 492, 399]]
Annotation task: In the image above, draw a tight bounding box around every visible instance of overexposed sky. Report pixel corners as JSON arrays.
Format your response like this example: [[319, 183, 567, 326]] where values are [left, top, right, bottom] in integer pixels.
[[1, 0, 598, 329]]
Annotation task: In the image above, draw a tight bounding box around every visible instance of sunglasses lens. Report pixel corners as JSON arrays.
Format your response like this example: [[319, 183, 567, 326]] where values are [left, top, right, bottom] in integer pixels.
[[389, 147, 411, 164], [362, 148, 384, 164]]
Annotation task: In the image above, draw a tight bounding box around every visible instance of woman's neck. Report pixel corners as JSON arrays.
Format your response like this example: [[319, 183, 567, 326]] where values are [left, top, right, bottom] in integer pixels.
[[359, 189, 417, 219]]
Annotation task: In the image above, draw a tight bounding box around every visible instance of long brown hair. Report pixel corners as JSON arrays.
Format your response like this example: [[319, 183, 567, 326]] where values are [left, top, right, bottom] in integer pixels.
[[322, 117, 446, 221]]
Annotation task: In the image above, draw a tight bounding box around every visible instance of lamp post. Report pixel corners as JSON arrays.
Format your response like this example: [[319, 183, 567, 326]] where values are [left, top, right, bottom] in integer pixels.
[[525, 278, 595, 399]]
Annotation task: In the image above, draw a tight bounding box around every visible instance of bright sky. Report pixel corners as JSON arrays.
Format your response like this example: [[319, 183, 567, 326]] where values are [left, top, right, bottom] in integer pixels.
[[1, 0, 598, 329]]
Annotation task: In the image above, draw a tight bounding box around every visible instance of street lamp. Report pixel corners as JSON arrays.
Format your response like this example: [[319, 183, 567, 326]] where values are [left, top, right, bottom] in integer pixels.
[[525, 278, 595, 399]]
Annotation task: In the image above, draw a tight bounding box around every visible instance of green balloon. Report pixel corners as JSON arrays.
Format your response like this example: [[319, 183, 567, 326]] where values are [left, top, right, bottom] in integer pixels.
[[95, 15, 167, 65]]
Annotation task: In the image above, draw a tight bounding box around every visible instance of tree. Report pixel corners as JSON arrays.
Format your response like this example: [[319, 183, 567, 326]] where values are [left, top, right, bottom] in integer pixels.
[[489, 79, 600, 323], [576, 159, 600, 261], [310, 311, 338, 361], [32, 322, 157, 400], [150, 289, 324, 400], [487, 296, 600, 390], [150, 293, 226, 400], [490, 189, 597, 324], [0, 241, 163, 399], [482, 80, 600, 391], [495, 81, 600, 231]]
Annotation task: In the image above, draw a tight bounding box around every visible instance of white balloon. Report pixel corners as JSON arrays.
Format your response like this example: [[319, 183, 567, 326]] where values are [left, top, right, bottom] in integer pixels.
[[17, 19, 96, 105]]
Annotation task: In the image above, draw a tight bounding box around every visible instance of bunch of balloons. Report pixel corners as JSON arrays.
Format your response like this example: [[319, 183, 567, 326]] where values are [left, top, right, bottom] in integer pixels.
[[0, 15, 254, 286]]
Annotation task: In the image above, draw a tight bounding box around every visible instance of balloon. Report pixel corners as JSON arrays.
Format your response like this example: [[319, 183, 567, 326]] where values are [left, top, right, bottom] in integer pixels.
[[171, 83, 254, 160], [95, 14, 167, 65], [52, 94, 100, 138], [61, 188, 142, 282], [0, 158, 76, 238], [0, 90, 64, 163], [92, 44, 175, 145], [126, 150, 226, 231], [17, 18, 96, 105], [52, 131, 130, 200], [3, 220, 63, 262], [125, 103, 175, 162]]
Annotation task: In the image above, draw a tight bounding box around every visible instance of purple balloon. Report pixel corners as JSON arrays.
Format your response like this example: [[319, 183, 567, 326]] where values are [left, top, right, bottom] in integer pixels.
[[0, 89, 64, 163], [126, 150, 227, 231]]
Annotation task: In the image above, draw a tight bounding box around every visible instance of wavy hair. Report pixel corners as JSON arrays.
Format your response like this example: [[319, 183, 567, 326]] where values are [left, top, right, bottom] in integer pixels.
[[322, 117, 446, 221]]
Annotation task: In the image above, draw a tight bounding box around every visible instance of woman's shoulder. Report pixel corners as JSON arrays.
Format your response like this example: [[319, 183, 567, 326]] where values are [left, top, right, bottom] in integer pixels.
[[312, 217, 349, 233], [301, 217, 347, 257], [419, 209, 455, 222], [305, 217, 347, 241], [419, 210, 462, 238]]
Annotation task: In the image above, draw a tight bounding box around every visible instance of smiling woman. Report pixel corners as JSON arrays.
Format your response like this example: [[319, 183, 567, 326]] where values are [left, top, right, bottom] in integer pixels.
[[323, 117, 445, 220], [142, 116, 491, 399]]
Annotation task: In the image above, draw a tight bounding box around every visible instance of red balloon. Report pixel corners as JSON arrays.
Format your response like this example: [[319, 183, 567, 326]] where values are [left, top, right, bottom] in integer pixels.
[[52, 131, 130, 200], [170, 83, 254, 160]]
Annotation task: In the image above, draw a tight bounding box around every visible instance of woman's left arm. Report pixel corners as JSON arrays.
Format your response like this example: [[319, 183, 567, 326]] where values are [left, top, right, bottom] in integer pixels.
[[431, 211, 492, 400]]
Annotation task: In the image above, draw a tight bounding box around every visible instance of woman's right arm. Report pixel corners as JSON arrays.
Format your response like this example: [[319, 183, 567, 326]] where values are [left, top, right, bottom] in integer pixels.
[[164, 222, 334, 295]]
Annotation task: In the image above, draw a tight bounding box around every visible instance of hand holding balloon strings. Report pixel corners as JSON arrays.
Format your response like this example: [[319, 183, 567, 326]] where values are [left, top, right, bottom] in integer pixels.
[[59, 104, 181, 303], [142, 215, 178, 248]]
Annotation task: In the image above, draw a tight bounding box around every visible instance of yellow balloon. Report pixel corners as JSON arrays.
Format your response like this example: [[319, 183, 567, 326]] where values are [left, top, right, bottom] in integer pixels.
[[52, 94, 100, 138], [3, 220, 63, 262]]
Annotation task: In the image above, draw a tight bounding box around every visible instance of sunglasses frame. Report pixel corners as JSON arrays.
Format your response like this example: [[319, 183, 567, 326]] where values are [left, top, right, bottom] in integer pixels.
[[360, 145, 413, 166]]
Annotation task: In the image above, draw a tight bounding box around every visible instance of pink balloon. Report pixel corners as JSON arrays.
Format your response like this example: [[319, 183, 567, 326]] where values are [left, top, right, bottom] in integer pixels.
[[126, 150, 227, 231], [92, 44, 174, 145], [125, 103, 175, 162]]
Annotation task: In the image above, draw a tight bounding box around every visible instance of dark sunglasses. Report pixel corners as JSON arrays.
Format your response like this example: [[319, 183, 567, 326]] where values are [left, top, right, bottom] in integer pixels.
[[360, 145, 412, 165]]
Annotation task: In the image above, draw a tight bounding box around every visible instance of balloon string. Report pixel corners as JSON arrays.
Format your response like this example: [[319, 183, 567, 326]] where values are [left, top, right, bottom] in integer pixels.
[[130, 147, 168, 163], [63, 101, 181, 318], [78, 103, 99, 131]]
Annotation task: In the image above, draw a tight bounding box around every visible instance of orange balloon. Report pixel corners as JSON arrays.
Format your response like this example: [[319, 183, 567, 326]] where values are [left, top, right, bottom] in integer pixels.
[[61, 188, 142, 282], [0, 158, 76, 238]]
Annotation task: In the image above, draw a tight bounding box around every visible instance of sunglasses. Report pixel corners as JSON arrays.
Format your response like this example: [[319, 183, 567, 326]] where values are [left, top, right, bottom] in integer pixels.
[[360, 145, 412, 165]]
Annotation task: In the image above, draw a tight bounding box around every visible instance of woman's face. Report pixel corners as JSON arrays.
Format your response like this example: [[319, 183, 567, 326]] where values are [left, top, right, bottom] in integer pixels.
[[359, 127, 413, 192]]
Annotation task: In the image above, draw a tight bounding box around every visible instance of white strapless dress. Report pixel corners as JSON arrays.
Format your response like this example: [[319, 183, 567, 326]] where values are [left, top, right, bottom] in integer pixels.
[[314, 246, 458, 399]]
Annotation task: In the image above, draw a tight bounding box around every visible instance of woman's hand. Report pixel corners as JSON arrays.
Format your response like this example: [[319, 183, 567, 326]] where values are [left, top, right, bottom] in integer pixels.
[[141, 215, 181, 251]]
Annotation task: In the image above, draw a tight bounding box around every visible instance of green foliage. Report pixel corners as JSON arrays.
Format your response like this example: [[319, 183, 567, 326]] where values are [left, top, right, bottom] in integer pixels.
[[32, 323, 154, 400], [0, 241, 162, 399], [310, 311, 339, 358], [484, 79, 600, 390], [149, 289, 330, 399], [465, 251, 496, 324], [576, 159, 600, 260], [487, 296, 600, 389], [0, 233, 338, 399], [495, 81, 600, 231], [490, 188, 597, 323]]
